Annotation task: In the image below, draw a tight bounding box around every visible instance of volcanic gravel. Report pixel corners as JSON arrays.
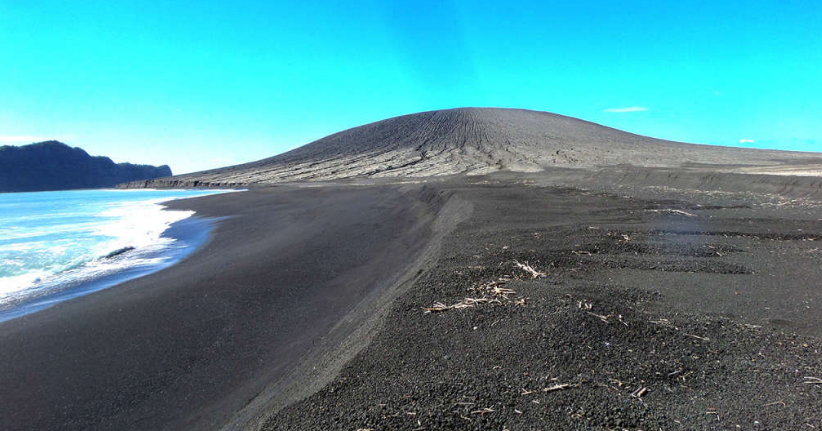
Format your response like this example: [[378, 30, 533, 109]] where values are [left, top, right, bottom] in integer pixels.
[[264, 181, 822, 430]]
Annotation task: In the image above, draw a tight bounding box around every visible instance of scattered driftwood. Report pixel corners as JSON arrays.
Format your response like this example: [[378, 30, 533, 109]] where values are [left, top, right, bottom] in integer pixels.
[[584, 311, 628, 326], [543, 383, 577, 393], [470, 407, 494, 415], [587, 311, 611, 324], [478, 281, 524, 302], [471, 280, 514, 295], [647, 209, 697, 217], [670, 209, 697, 217], [422, 297, 502, 313], [631, 387, 648, 398], [520, 383, 578, 396], [649, 318, 678, 329], [492, 285, 516, 296], [423, 302, 450, 313], [426, 276, 529, 313], [513, 260, 546, 278], [804, 377, 822, 385], [685, 333, 710, 342], [650, 318, 709, 341], [608, 378, 625, 387]]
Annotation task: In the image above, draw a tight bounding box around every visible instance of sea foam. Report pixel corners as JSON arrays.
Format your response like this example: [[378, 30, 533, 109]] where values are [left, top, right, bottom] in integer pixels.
[[0, 189, 231, 318]]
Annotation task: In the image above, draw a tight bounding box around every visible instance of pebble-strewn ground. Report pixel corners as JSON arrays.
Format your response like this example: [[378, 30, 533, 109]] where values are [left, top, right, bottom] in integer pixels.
[[265, 181, 822, 430]]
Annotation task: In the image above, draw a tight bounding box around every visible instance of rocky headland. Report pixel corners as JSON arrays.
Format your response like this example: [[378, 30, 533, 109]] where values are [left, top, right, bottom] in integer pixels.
[[0, 141, 171, 192]]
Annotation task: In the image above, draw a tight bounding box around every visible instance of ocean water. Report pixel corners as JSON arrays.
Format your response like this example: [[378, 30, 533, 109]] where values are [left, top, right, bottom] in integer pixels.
[[0, 189, 233, 322]]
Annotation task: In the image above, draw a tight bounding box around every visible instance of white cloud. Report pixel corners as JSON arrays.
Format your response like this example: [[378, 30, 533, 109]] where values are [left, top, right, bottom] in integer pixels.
[[739, 139, 755, 143], [0, 135, 44, 144], [603, 107, 649, 113]]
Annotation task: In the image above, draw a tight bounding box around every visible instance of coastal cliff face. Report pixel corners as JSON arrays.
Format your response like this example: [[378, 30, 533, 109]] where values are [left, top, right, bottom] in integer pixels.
[[0, 141, 171, 192], [119, 108, 822, 189]]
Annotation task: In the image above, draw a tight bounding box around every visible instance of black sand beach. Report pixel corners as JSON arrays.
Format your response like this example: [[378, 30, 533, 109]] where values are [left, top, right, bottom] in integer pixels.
[[1, 169, 821, 430], [266, 175, 822, 430], [0, 185, 458, 430]]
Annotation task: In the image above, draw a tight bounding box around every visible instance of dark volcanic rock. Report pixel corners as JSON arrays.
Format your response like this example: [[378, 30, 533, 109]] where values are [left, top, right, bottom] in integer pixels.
[[0, 141, 171, 192], [103, 246, 135, 259]]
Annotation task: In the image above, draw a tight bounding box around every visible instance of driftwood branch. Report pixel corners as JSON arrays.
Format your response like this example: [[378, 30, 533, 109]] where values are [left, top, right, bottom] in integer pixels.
[[513, 260, 546, 278], [804, 377, 822, 385], [543, 383, 578, 393], [647, 209, 697, 217]]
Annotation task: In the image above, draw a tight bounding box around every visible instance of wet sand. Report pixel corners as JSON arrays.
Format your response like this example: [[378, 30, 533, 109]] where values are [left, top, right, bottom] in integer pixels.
[[0, 185, 462, 430], [2, 171, 822, 430]]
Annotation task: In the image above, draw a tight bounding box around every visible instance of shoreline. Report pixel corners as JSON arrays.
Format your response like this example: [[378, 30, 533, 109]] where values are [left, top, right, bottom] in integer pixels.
[[1, 174, 821, 430], [0, 184, 453, 431], [0, 203, 217, 324]]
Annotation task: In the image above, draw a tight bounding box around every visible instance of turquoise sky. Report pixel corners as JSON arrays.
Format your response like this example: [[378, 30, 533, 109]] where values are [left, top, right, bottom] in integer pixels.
[[1, 0, 821, 174]]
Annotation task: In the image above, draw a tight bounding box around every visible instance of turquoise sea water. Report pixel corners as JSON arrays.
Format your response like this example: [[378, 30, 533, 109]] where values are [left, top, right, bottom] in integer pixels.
[[0, 189, 232, 321]]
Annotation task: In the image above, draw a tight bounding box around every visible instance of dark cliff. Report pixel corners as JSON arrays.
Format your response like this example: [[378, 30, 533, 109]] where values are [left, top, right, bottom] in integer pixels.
[[0, 141, 172, 192]]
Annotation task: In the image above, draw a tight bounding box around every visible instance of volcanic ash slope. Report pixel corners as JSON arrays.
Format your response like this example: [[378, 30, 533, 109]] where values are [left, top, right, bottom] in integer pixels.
[[127, 108, 820, 187]]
